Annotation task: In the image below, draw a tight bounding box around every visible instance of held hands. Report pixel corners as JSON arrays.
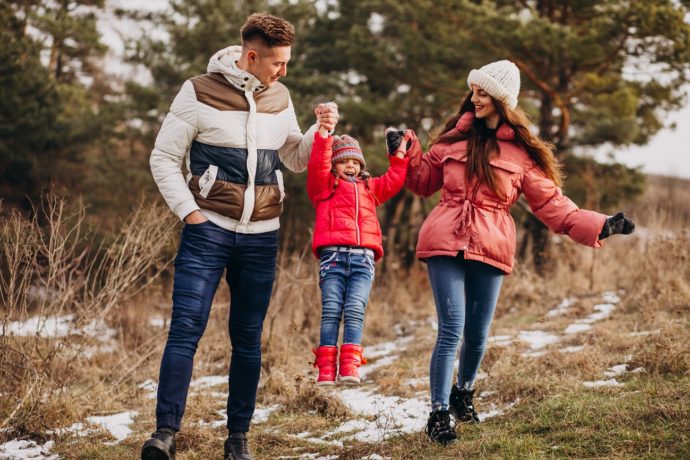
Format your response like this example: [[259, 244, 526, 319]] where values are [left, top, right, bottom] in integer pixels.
[[598, 212, 635, 240], [385, 128, 414, 158], [315, 101, 339, 138]]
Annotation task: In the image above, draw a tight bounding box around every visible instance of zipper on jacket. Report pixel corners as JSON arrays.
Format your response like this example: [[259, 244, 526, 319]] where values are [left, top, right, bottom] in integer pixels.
[[354, 181, 361, 245]]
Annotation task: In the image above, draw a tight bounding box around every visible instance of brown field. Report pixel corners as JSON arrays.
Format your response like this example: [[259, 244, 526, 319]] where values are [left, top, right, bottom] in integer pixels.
[[1, 175, 689, 459]]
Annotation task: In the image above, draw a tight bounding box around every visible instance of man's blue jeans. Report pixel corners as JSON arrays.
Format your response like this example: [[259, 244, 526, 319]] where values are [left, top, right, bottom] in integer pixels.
[[426, 255, 504, 410], [318, 250, 375, 346], [155, 220, 277, 433]]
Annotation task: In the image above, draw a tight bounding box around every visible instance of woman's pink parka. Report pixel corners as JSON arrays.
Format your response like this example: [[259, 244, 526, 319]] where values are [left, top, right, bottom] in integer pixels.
[[405, 112, 607, 274]]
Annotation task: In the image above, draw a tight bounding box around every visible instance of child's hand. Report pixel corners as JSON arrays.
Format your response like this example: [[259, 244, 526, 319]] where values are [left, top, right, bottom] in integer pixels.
[[315, 102, 338, 137]]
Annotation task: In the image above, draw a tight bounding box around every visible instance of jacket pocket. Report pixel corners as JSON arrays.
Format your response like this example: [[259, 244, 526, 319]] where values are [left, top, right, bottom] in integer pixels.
[[275, 170, 285, 203], [198, 165, 218, 199], [489, 158, 523, 201]]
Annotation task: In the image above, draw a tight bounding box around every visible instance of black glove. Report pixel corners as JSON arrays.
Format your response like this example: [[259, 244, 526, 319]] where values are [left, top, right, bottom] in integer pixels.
[[385, 127, 411, 155], [598, 212, 635, 240]]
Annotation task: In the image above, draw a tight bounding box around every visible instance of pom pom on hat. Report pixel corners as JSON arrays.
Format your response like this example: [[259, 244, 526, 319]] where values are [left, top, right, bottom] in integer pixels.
[[332, 135, 365, 168], [467, 60, 520, 109]]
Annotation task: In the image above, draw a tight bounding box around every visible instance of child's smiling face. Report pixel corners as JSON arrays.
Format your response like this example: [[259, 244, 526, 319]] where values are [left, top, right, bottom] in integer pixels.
[[334, 158, 361, 180]]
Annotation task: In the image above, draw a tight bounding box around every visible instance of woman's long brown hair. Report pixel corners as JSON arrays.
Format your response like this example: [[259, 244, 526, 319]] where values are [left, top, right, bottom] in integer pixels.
[[432, 92, 563, 198]]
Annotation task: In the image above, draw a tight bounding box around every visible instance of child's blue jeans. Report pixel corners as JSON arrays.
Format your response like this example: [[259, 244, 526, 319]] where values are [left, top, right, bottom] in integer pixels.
[[318, 248, 375, 346], [426, 255, 504, 410]]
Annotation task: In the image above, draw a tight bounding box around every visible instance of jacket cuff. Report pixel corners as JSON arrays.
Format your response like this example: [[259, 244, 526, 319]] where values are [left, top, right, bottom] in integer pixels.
[[174, 198, 201, 222], [389, 155, 410, 167], [313, 130, 333, 147]]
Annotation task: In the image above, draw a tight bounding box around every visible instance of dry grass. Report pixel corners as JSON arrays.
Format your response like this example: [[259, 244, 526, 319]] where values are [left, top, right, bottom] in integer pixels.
[[1, 176, 689, 458], [0, 194, 177, 436]]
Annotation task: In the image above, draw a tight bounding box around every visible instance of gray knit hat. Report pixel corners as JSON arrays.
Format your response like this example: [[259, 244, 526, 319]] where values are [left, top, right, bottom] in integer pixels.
[[332, 135, 365, 168], [467, 60, 521, 109]]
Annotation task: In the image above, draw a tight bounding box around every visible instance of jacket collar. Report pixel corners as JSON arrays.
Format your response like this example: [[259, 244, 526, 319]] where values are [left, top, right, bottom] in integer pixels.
[[455, 112, 515, 141], [207, 45, 267, 94]]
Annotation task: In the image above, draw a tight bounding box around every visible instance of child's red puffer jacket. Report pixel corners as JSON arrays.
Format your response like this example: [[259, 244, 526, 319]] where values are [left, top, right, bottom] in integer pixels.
[[307, 133, 409, 261]]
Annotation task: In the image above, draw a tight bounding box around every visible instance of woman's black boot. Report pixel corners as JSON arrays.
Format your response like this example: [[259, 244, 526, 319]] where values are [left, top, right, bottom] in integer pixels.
[[449, 385, 480, 423], [426, 409, 457, 444]]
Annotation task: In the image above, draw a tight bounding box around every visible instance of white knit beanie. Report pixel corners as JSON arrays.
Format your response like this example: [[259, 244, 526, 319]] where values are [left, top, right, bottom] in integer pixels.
[[467, 60, 520, 109]]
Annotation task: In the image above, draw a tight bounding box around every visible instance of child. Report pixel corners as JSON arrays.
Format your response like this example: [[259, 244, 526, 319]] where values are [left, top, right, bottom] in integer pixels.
[[307, 122, 410, 385]]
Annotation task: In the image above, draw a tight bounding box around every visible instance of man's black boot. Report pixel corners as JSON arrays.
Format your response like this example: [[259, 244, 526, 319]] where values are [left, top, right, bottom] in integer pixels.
[[449, 385, 480, 423], [425, 409, 457, 444], [141, 427, 176, 460], [224, 432, 255, 460]]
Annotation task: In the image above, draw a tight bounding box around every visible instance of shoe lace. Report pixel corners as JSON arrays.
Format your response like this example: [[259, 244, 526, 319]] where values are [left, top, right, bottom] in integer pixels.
[[463, 395, 478, 418], [430, 411, 455, 435], [230, 435, 250, 455]]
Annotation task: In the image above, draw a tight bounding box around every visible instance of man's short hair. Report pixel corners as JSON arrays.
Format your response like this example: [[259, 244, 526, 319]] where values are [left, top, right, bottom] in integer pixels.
[[241, 13, 295, 48]]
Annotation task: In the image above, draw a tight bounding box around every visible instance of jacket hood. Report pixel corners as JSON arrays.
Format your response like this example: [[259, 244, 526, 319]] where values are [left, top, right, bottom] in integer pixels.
[[455, 112, 515, 141], [207, 45, 267, 93]]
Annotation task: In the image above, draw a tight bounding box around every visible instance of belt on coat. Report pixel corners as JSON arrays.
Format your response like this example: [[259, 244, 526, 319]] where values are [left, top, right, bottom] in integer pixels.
[[440, 196, 510, 237], [319, 245, 375, 258]]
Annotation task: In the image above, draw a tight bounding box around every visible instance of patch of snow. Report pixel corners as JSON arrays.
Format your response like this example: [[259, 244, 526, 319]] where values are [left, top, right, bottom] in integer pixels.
[[479, 390, 496, 398], [559, 345, 585, 353], [138, 379, 158, 399], [488, 335, 513, 346], [86, 410, 138, 443], [521, 350, 546, 358], [583, 379, 622, 388], [600, 291, 621, 304], [564, 301, 616, 334], [359, 355, 398, 379], [253, 404, 280, 424], [366, 337, 413, 359], [518, 330, 560, 350], [201, 405, 278, 429], [148, 317, 167, 328], [628, 330, 660, 337], [334, 388, 429, 443], [189, 375, 227, 389], [7, 315, 74, 337], [6, 315, 116, 342], [585, 304, 616, 323], [360, 455, 387, 460], [632, 367, 645, 373], [47, 421, 93, 438], [546, 297, 577, 318], [477, 400, 518, 421], [0, 439, 58, 460], [604, 364, 628, 377], [404, 377, 427, 387], [564, 323, 592, 334]]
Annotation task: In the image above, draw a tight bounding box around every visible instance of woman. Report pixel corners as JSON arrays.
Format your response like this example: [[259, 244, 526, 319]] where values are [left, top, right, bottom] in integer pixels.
[[401, 60, 635, 444]]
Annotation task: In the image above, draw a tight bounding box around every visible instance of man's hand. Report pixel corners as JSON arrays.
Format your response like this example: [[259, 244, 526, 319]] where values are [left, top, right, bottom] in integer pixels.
[[598, 212, 635, 240], [184, 210, 208, 225], [314, 102, 339, 133]]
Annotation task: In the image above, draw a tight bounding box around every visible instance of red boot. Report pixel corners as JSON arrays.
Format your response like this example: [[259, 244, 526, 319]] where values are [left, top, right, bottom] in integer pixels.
[[339, 344, 367, 384], [312, 346, 338, 386]]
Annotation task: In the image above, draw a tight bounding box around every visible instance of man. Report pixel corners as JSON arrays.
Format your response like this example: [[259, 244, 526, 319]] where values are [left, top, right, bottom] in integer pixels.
[[141, 12, 338, 460]]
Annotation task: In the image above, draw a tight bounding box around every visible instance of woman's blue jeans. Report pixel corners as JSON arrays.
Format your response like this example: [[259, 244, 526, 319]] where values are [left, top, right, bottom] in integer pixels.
[[318, 250, 375, 346], [155, 220, 277, 433], [427, 255, 504, 410]]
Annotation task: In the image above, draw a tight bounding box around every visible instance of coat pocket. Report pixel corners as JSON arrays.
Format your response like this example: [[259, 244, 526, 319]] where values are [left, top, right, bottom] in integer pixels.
[[198, 165, 218, 199], [488, 158, 523, 201], [275, 170, 285, 203]]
